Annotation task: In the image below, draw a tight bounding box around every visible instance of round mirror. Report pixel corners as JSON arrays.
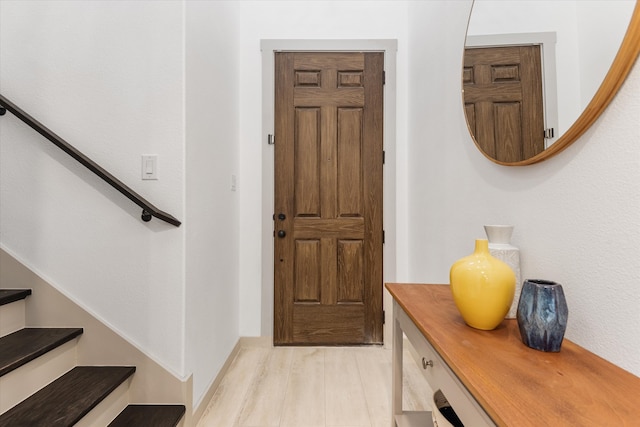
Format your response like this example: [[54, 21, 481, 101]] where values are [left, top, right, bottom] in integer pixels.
[[463, 0, 640, 165]]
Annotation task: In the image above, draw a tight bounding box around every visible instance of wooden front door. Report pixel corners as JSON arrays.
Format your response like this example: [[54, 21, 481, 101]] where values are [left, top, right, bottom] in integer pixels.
[[273, 52, 384, 345], [463, 45, 545, 162]]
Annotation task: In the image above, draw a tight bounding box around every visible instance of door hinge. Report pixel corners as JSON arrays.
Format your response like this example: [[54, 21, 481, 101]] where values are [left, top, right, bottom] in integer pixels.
[[382, 150, 386, 165], [382, 310, 386, 324], [544, 128, 555, 139], [383, 71, 386, 85], [383, 230, 386, 244], [267, 134, 275, 145]]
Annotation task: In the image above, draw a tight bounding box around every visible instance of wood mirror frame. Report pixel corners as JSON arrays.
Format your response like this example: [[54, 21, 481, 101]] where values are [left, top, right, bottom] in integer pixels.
[[465, 1, 640, 166]]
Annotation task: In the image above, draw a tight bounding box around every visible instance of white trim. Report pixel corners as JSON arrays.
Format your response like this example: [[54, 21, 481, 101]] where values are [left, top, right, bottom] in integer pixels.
[[260, 39, 398, 346], [191, 338, 243, 422], [466, 32, 559, 148]]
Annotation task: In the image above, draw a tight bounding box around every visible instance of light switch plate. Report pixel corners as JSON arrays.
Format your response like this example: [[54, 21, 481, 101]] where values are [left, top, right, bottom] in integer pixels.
[[141, 155, 158, 180]]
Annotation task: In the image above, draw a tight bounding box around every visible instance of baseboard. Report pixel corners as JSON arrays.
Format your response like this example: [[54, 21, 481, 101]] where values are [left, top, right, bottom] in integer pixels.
[[191, 336, 273, 425], [191, 338, 242, 425], [239, 336, 273, 348]]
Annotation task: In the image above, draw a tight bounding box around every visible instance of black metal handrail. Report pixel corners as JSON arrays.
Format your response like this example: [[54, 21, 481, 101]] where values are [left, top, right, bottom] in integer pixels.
[[0, 94, 181, 226]]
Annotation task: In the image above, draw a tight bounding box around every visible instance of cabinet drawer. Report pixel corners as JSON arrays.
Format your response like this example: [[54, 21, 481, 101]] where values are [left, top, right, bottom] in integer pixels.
[[397, 307, 495, 427]]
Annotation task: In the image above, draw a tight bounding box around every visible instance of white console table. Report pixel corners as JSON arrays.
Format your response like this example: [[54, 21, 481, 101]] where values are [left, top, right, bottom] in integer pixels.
[[387, 283, 640, 427]]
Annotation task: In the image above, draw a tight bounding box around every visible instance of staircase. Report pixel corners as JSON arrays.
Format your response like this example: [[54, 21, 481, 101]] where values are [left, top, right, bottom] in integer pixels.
[[0, 289, 186, 426]]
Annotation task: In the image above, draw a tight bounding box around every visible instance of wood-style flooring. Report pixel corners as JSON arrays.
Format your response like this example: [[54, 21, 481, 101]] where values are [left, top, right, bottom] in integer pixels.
[[197, 344, 433, 427]]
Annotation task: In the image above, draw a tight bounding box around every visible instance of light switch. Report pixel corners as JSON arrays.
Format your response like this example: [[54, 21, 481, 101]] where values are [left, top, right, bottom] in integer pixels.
[[141, 155, 158, 180]]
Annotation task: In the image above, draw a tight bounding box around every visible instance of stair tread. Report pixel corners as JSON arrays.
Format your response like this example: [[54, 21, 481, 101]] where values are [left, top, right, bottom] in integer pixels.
[[0, 289, 32, 306], [0, 327, 83, 376], [108, 404, 186, 427], [0, 365, 136, 426]]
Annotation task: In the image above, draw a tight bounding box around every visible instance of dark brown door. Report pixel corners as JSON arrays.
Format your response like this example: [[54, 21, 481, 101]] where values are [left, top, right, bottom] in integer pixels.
[[463, 45, 544, 162], [273, 52, 384, 345]]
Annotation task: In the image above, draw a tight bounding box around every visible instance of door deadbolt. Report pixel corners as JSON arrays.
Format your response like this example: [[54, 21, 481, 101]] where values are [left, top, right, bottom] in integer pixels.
[[278, 213, 286, 221]]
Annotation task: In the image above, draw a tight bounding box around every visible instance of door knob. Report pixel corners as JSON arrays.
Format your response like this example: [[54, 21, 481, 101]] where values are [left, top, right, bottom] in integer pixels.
[[422, 357, 433, 369], [277, 230, 286, 238]]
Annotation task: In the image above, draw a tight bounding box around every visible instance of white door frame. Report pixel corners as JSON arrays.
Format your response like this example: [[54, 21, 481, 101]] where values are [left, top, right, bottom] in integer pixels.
[[260, 39, 398, 346]]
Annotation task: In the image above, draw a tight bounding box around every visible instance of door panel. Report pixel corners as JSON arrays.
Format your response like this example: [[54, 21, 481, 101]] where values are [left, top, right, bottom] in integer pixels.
[[274, 51, 384, 345], [294, 108, 321, 215], [294, 240, 321, 302], [337, 240, 364, 302], [337, 108, 363, 215]]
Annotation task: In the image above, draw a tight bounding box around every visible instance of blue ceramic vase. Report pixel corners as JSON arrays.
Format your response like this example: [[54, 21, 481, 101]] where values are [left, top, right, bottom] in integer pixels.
[[516, 279, 568, 352]]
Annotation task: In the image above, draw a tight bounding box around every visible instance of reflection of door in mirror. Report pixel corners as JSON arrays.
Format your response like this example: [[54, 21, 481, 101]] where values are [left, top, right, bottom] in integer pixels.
[[463, 0, 638, 165], [463, 45, 544, 162]]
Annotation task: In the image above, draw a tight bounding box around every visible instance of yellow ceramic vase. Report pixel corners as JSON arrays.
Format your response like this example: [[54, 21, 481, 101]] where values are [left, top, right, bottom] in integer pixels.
[[449, 239, 516, 330]]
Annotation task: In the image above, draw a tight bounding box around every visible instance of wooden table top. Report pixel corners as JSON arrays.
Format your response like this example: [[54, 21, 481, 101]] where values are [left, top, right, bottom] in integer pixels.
[[386, 283, 640, 427]]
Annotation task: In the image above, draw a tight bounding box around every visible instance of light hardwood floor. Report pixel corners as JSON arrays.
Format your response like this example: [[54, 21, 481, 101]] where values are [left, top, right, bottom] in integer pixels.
[[197, 344, 434, 427]]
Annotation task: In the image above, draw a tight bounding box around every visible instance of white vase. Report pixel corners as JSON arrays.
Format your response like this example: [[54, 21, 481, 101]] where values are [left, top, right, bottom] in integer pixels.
[[484, 225, 521, 319]]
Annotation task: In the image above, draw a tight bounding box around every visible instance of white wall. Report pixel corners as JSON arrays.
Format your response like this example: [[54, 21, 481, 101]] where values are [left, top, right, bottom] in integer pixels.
[[236, 1, 411, 336], [576, 1, 636, 106], [408, 0, 640, 376], [185, 1, 241, 408], [0, 0, 244, 408], [2, 0, 638, 411], [238, 2, 640, 379], [0, 1, 186, 376]]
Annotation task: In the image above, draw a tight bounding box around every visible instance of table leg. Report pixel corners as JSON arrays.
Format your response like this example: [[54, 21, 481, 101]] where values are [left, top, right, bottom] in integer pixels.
[[391, 300, 403, 426]]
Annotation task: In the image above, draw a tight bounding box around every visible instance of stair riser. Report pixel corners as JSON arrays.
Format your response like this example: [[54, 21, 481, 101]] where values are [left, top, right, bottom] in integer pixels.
[[74, 379, 131, 427], [0, 339, 78, 413], [0, 300, 25, 337]]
